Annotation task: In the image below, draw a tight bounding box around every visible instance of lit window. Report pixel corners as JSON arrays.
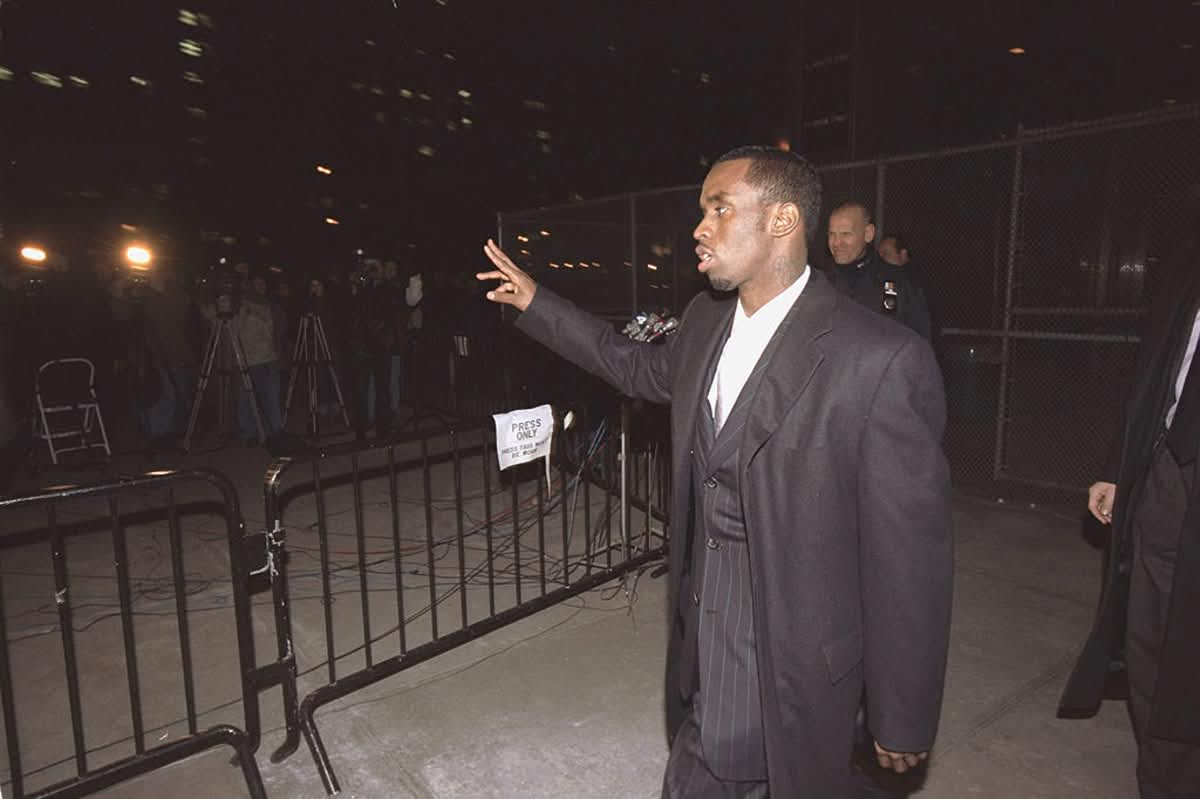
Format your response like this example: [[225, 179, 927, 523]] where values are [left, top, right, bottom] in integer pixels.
[[417, 92, 431, 101], [699, 72, 711, 84], [182, 71, 204, 84], [68, 75, 89, 88], [417, 144, 436, 157], [324, 217, 340, 225], [178, 9, 199, 26], [399, 88, 414, 98], [445, 120, 459, 131], [186, 106, 207, 118], [365, 39, 377, 47], [443, 51, 456, 60], [535, 129, 552, 141], [461, 117, 473, 127], [522, 99, 547, 111], [179, 39, 205, 57], [130, 75, 150, 87], [457, 88, 471, 98], [0, 66, 13, 81], [32, 71, 63, 88], [370, 84, 385, 96]]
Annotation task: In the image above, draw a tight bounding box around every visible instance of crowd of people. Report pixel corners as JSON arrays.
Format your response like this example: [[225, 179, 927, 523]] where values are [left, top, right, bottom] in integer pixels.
[[0, 255, 431, 462]]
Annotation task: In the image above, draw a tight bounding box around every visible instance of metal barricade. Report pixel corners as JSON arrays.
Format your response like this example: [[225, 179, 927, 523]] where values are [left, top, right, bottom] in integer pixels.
[[263, 403, 669, 794], [0, 469, 299, 799]]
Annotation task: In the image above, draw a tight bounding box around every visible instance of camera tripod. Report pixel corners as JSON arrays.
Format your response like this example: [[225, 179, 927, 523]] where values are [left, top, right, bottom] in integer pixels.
[[284, 312, 351, 437], [183, 315, 266, 451]]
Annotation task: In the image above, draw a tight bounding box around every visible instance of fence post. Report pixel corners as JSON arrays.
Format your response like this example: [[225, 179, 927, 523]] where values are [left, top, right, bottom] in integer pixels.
[[629, 194, 639, 317], [874, 162, 887, 237], [992, 126, 1025, 481]]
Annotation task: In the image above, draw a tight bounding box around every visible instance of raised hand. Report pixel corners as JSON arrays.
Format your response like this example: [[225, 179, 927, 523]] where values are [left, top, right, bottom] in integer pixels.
[[476, 239, 537, 313]]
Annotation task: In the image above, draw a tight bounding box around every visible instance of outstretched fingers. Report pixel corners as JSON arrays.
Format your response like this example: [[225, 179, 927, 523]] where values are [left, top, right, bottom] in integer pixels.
[[477, 239, 536, 311]]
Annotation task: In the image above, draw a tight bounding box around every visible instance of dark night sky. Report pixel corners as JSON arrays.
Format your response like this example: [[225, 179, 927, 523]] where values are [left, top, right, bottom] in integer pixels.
[[0, 0, 1194, 270]]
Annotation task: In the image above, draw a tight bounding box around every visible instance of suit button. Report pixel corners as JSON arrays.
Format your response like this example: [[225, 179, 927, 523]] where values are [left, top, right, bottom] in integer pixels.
[[703, 477, 717, 489], [706, 537, 719, 550], [692, 591, 700, 606]]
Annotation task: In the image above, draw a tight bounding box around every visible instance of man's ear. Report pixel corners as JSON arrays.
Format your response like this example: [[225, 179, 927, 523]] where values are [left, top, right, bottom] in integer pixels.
[[865, 223, 876, 244], [771, 202, 802, 238]]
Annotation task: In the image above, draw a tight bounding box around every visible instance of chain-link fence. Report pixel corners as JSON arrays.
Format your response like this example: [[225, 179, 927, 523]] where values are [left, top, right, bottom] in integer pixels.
[[494, 104, 1200, 496]]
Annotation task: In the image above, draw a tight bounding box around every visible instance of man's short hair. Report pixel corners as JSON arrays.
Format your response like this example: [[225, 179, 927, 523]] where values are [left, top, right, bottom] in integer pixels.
[[829, 200, 874, 225], [713, 146, 822, 245], [881, 232, 910, 254]]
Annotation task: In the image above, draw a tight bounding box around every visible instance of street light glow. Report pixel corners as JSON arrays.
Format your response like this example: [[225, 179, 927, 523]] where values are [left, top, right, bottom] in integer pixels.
[[324, 217, 340, 225], [21, 246, 47, 263], [1008, 47, 1026, 55], [316, 165, 333, 175], [125, 245, 153, 268]]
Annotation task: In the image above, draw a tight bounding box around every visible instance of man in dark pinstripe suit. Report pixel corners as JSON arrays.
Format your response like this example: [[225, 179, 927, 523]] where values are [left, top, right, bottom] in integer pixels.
[[478, 146, 954, 797]]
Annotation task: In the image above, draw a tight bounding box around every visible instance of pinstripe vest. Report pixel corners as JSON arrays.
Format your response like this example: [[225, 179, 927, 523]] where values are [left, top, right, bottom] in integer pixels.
[[686, 307, 798, 781]]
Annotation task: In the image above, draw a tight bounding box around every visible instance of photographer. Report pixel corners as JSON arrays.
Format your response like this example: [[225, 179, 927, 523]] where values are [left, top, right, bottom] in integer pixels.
[[142, 268, 200, 449], [199, 265, 285, 444], [346, 260, 398, 438]]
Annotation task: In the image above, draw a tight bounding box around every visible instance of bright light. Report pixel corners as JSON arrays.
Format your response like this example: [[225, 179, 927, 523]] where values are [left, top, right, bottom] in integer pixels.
[[21, 246, 48, 263], [324, 217, 340, 225], [32, 71, 63, 88], [121, 223, 138, 232], [539, 229, 551, 238], [316, 165, 333, 175], [179, 39, 205, 57], [0, 66, 14, 82], [457, 88, 471, 98], [68, 75, 89, 88], [1008, 47, 1026, 55], [130, 75, 150, 86], [516, 234, 530, 243], [647, 263, 658, 271], [125, 246, 153, 268], [776, 138, 791, 151]]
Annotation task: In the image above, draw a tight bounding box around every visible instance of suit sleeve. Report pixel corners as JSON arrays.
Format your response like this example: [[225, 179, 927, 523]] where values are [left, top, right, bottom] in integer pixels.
[[513, 286, 676, 404], [858, 335, 954, 753]]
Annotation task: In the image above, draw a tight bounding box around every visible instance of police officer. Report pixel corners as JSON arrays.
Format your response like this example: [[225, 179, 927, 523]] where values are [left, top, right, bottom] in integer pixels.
[[826, 201, 932, 339]]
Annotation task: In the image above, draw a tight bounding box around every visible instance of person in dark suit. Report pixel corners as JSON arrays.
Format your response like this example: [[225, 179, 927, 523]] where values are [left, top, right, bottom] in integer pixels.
[[1059, 227, 1200, 797], [477, 146, 954, 798]]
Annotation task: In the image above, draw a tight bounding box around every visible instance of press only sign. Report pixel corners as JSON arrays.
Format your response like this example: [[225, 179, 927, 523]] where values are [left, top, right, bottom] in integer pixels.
[[492, 404, 554, 472]]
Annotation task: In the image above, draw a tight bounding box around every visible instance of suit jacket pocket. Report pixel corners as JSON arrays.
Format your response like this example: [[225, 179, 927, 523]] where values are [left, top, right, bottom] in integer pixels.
[[821, 629, 864, 685]]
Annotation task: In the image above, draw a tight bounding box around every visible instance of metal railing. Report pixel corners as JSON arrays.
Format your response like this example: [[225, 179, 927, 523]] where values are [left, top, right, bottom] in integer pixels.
[[262, 403, 668, 794], [0, 469, 297, 798]]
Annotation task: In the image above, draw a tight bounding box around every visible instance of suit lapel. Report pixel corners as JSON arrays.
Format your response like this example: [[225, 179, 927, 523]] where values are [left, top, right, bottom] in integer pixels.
[[739, 271, 836, 466], [676, 296, 736, 461]]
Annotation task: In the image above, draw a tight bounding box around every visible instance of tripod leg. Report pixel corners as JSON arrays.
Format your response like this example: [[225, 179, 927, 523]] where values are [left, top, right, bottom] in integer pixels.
[[184, 319, 222, 452], [284, 315, 307, 419], [313, 318, 352, 428], [230, 334, 268, 443], [306, 332, 319, 439]]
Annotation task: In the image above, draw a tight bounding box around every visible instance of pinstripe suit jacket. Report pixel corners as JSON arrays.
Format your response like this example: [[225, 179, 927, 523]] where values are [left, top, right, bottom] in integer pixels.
[[514, 270, 954, 798]]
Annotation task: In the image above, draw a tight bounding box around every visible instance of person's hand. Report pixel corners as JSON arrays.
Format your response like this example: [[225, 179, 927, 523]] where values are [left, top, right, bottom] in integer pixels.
[[477, 239, 536, 313], [873, 741, 928, 773], [1088, 481, 1116, 524]]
